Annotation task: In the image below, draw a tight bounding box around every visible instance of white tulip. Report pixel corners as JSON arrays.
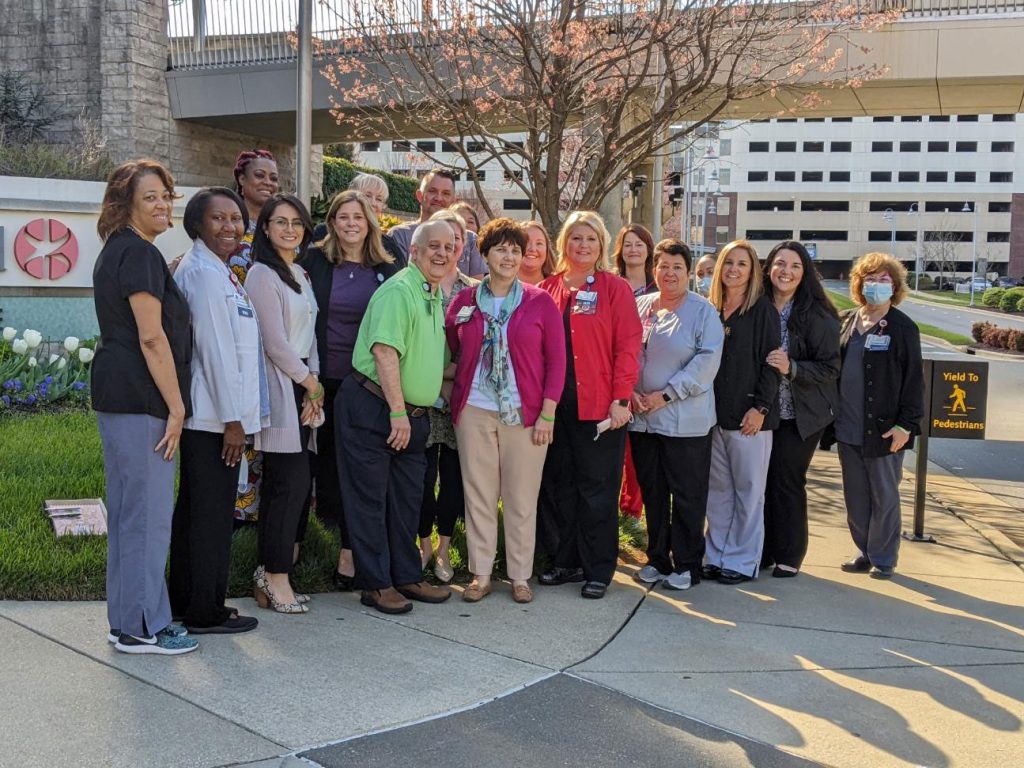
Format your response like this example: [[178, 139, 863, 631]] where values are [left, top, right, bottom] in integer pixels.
[[58, 357, 67, 370], [78, 347, 95, 363], [63, 336, 80, 353], [2, 327, 16, 342], [28, 356, 37, 367], [49, 353, 60, 364], [23, 329, 42, 349], [11, 339, 28, 355]]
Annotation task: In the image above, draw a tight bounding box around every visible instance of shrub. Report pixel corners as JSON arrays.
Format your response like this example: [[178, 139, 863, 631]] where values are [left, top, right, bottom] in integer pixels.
[[0, 116, 114, 181], [1012, 330, 1024, 352], [1017, 295, 1024, 314], [971, 321, 992, 343], [982, 288, 1005, 308], [319, 156, 419, 214], [916, 274, 934, 290], [998, 287, 1024, 312]]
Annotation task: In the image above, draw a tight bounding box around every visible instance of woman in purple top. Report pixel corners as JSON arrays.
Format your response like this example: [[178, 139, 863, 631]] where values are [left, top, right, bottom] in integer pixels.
[[298, 190, 398, 590], [446, 218, 566, 604]]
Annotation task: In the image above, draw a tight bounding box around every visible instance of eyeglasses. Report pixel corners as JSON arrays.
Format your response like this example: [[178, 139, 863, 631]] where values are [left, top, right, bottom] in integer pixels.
[[269, 218, 304, 231], [864, 276, 894, 284]]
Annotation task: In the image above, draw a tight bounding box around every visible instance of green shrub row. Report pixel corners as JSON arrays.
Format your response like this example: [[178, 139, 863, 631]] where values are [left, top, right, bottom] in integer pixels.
[[319, 156, 419, 215], [971, 322, 1024, 352], [981, 287, 1024, 312]]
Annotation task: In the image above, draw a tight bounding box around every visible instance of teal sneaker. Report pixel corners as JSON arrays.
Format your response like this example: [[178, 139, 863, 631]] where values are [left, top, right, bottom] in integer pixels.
[[114, 631, 198, 655], [108, 624, 187, 644]]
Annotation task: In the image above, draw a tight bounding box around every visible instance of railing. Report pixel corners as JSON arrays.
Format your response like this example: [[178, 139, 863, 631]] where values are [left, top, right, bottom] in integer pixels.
[[166, 0, 1024, 71]]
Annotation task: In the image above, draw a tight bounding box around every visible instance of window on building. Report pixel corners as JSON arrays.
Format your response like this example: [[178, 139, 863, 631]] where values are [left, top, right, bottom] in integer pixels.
[[360, 141, 380, 152], [868, 231, 918, 242], [872, 141, 893, 152], [989, 201, 1011, 213], [987, 232, 1011, 243], [929, 115, 950, 122], [502, 199, 531, 210], [504, 169, 525, 181], [745, 229, 794, 240], [749, 141, 769, 152], [925, 230, 973, 241], [800, 230, 848, 241], [466, 141, 486, 152], [802, 171, 824, 182], [869, 201, 914, 212], [831, 117, 853, 123], [924, 201, 972, 213], [803, 141, 825, 152], [804, 117, 826, 123], [991, 171, 1013, 183], [954, 171, 976, 183], [955, 141, 978, 152], [900, 141, 922, 152], [928, 141, 949, 152], [415, 169, 429, 179], [871, 171, 892, 182], [926, 171, 948, 182], [468, 169, 487, 181], [441, 140, 460, 152], [993, 114, 1016, 122], [416, 140, 436, 152], [748, 171, 769, 182], [718, 168, 731, 186], [829, 171, 851, 182], [392, 140, 412, 151], [775, 171, 796, 182], [900, 116, 922, 122], [777, 118, 797, 123], [992, 141, 1015, 152], [718, 139, 732, 156], [830, 141, 852, 152], [716, 227, 731, 244], [776, 142, 797, 152], [392, 168, 410, 176], [898, 171, 920, 182], [957, 115, 979, 122], [873, 116, 895, 122], [746, 200, 794, 211], [801, 200, 849, 212]]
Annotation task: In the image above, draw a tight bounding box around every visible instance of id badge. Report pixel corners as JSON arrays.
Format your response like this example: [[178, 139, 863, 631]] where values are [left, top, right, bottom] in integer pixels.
[[865, 333, 890, 351], [573, 290, 598, 315], [236, 298, 254, 318], [455, 305, 476, 324]]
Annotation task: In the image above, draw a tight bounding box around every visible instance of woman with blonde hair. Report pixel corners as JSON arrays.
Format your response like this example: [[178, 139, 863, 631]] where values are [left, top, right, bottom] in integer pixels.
[[299, 189, 398, 591], [518, 221, 556, 285], [827, 253, 923, 579], [449, 201, 481, 233], [703, 240, 781, 585], [537, 211, 642, 599]]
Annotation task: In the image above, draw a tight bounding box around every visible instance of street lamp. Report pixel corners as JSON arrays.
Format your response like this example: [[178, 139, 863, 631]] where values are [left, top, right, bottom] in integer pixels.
[[883, 208, 896, 253], [962, 201, 978, 306], [909, 203, 922, 292]]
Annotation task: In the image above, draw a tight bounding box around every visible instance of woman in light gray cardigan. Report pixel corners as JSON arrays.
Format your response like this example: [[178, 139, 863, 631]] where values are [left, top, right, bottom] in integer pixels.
[[245, 193, 323, 614]]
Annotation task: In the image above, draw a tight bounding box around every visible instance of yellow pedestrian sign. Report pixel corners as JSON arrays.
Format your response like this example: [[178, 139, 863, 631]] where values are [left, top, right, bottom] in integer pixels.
[[929, 362, 987, 439]]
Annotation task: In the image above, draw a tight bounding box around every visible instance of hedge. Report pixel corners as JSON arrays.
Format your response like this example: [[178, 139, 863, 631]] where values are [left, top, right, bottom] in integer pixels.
[[320, 156, 419, 214], [998, 287, 1024, 313], [971, 321, 1024, 352], [981, 288, 1004, 308]]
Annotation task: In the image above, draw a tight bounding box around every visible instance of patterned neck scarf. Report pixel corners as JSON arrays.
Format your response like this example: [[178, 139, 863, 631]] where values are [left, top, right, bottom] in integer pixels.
[[475, 277, 524, 425]]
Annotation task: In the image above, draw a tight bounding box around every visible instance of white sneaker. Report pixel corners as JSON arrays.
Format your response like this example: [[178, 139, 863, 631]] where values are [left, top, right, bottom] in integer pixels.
[[663, 571, 693, 590], [636, 565, 668, 584]]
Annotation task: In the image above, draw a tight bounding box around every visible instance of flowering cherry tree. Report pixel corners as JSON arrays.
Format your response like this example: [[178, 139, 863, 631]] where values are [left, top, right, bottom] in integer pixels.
[[321, 0, 897, 232]]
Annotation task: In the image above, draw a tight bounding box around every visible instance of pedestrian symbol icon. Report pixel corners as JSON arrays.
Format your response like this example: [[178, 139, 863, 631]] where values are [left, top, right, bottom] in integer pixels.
[[948, 383, 967, 414]]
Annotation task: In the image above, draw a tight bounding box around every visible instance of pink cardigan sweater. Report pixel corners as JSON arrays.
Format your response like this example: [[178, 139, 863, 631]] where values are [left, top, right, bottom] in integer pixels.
[[445, 282, 566, 427]]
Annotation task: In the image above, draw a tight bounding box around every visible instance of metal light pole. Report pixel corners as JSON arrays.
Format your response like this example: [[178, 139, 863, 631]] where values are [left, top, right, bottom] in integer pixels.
[[911, 202, 923, 292], [883, 208, 896, 254], [963, 201, 979, 306], [296, 0, 314, 207]]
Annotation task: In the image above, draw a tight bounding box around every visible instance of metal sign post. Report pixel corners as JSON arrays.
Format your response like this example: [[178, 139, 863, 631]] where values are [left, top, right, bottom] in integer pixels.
[[904, 358, 989, 542]]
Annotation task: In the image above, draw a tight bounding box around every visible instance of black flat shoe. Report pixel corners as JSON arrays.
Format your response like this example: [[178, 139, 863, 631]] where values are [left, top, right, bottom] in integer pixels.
[[580, 581, 608, 599], [333, 571, 355, 591], [717, 569, 752, 585], [185, 615, 259, 635], [870, 565, 895, 580], [539, 567, 585, 586], [701, 564, 722, 581], [840, 556, 871, 573], [772, 566, 798, 578]]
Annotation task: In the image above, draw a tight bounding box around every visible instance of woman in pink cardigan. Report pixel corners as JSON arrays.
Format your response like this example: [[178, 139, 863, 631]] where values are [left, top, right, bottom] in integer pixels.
[[445, 218, 566, 604]]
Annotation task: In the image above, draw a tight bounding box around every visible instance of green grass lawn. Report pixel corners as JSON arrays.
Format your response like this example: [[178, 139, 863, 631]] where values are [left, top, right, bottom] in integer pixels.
[[0, 409, 647, 600], [826, 290, 972, 346]]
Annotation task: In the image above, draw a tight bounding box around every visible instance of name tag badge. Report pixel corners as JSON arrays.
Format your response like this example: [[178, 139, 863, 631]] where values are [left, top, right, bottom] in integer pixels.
[[455, 305, 476, 324], [236, 298, 254, 318], [573, 290, 598, 315], [865, 333, 890, 351]]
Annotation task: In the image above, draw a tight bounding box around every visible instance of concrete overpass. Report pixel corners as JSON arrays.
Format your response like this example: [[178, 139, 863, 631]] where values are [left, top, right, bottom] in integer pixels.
[[165, 0, 1024, 143]]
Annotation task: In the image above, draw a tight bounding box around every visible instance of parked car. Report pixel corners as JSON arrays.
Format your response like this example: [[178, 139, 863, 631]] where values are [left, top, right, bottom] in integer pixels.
[[994, 276, 1021, 288], [955, 277, 992, 294]]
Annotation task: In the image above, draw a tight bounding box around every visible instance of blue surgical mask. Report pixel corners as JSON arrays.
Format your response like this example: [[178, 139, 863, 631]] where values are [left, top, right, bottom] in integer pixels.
[[862, 282, 893, 306], [697, 276, 712, 295]]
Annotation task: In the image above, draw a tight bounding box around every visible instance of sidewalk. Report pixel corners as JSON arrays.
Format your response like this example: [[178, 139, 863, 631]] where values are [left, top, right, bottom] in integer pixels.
[[1, 451, 1021, 768]]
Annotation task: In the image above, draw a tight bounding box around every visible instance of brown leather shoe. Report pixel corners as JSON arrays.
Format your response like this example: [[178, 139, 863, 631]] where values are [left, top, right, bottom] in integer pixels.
[[396, 581, 451, 604], [462, 580, 492, 603], [511, 583, 533, 604], [360, 587, 412, 614]]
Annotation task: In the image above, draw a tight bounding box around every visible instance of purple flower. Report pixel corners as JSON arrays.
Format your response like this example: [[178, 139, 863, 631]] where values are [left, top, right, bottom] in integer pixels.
[[2, 379, 13, 391], [24, 394, 37, 405], [13, 380, 22, 392], [72, 381, 86, 391], [1, 395, 9, 406], [44, 375, 53, 385]]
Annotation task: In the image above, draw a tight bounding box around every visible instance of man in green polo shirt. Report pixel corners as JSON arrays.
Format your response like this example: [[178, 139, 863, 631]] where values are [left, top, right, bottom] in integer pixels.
[[336, 220, 456, 614]]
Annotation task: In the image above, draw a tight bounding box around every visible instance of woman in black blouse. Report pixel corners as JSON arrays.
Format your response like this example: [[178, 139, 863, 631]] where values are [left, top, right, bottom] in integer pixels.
[[703, 240, 781, 585], [761, 241, 840, 577]]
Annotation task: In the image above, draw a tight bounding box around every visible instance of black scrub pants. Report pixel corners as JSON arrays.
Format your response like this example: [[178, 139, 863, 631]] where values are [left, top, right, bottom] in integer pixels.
[[308, 377, 350, 545], [762, 419, 824, 570]]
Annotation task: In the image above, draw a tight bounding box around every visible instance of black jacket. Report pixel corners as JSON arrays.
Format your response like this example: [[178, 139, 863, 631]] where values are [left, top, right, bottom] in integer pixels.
[[714, 295, 782, 431], [824, 306, 924, 458], [784, 302, 840, 440], [298, 246, 400, 379]]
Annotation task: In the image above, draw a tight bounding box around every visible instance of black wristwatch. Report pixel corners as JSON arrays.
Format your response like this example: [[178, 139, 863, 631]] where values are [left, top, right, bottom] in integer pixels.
[[616, 399, 629, 407], [661, 392, 672, 403], [756, 405, 770, 416]]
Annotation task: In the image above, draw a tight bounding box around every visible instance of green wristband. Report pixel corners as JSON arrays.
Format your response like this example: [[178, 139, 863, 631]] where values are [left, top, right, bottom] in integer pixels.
[[539, 413, 555, 423], [390, 409, 408, 419]]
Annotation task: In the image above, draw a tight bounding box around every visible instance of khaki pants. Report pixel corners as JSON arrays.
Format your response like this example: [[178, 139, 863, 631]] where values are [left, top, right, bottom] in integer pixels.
[[455, 404, 548, 581]]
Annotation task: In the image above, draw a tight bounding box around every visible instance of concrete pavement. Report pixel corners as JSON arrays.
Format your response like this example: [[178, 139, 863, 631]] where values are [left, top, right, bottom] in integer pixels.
[[1, 450, 1022, 768]]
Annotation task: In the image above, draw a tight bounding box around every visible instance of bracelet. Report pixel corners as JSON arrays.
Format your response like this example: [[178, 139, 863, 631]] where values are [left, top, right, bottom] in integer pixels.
[[307, 383, 324, 401], [893, 425, 910, 434], [539, 413, 555, 423], [390, 409, 408, 419]]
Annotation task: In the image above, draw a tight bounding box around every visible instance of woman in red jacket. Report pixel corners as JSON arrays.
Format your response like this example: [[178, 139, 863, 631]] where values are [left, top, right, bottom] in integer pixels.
[[446, 218, 565, 604], [537, 211, 642, 599]]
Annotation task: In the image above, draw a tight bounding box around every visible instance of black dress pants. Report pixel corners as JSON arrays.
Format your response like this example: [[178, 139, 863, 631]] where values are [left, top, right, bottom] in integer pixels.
[[630, 429, 713, 579], [307, 377, 349, 545], [258, 383, 311, 573], [419, 442, 464, 539], [538, 402, 625, 585], [169, 429, 237, 627], [763, 419, 824, 570], [335, 375, 429, 591]]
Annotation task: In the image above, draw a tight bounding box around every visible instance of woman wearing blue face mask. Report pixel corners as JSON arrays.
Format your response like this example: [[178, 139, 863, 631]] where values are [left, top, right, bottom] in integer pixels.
[[823, 252, 923, 580], [694, 254, 716, 297]]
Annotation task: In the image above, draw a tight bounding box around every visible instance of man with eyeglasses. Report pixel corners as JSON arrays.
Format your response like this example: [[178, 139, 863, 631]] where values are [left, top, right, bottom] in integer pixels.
[[335, 220, 457, 614], [388, 168, 487, 278]]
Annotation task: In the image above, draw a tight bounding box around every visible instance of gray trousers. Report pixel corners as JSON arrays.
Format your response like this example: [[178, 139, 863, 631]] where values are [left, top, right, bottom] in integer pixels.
[[97, 412, 175, 637], [705, 426, 773, 578], [837, 443, 904, 568]]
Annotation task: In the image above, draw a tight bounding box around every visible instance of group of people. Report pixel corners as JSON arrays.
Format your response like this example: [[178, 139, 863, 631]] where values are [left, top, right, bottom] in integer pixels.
[[90, 151, 924, 656]]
